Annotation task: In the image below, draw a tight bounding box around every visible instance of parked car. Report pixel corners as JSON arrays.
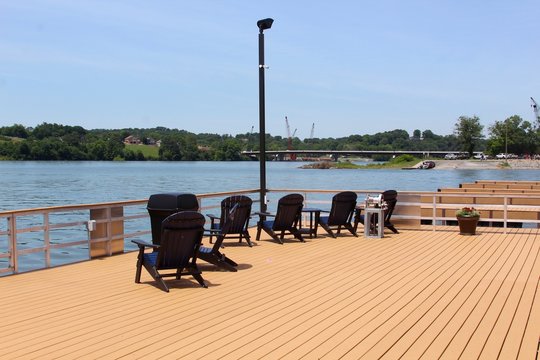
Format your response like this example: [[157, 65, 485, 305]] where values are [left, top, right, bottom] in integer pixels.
[[444, 153, 457, 160], [473, 153, 487, 160], [496, 153, 507, 159]]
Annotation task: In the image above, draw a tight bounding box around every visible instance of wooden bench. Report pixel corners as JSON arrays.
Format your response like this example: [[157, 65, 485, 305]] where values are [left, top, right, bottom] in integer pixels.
[[439, 187, 540, 194], [475, 180, 540, 185], [420, 192, 540, 225], [460, 182, 540, 190]]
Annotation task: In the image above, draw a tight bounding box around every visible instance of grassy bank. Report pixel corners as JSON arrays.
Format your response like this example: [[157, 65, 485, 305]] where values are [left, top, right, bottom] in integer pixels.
[[125, 144, 159, 159], [302, 155, 422, 169]]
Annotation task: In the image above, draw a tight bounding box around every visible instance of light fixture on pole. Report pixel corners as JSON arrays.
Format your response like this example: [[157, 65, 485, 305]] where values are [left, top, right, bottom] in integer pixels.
[[257, 18, 273, 213]]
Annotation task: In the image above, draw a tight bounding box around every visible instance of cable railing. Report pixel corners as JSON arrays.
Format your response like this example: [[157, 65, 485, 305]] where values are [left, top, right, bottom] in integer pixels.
[[1, 188, 539, 276]]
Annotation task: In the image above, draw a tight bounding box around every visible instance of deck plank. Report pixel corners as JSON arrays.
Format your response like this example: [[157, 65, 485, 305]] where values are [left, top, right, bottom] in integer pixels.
[[0, 226, 539, 359], [340, 230, 501, 359], [480, 232, 540, 359], [404, 231, 523, 359]]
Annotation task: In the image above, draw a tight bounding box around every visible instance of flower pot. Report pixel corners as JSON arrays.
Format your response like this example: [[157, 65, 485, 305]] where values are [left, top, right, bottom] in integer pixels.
[[457, 216, 479, 235]]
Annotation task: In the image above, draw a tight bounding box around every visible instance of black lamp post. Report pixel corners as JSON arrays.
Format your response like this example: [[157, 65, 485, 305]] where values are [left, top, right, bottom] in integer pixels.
[[257, 18, 273, 213]]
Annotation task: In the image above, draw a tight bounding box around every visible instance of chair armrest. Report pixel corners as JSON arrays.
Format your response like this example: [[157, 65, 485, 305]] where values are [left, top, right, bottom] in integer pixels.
[[204, 229, 221, 236], [131, 239, 159, 249], [319, 209, 330, 213], [206, 213, 219, 220], [253, 211, 274, 217]]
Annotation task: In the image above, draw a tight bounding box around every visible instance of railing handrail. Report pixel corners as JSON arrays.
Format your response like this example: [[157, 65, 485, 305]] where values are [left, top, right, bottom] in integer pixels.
[[0, 189, 260, 276], [2, 187, 540, 276], [0, 188, 261, 216], [269, 188, 540, 198]]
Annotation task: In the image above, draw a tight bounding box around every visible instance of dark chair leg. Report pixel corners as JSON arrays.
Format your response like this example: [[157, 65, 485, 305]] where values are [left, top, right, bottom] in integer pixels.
[[192, 271, 207, 288], [199, 251, 238, 272], [344, 223, 358, 237], [256, 223, 262, 240], [215, 255, 238, 272], [135, 247, 144, 283], [321, 223, 336, 238], [145, 266, 168, 292], [224, 256, 238, 267], [275, 230, 285, 244], [244, 232, 253, 247], [266, 228, 283, 244], [291, 227, 305, 242]]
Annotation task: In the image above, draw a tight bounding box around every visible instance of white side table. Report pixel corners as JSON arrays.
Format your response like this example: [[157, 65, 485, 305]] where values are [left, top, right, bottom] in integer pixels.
[[364, 207, 384, 238]]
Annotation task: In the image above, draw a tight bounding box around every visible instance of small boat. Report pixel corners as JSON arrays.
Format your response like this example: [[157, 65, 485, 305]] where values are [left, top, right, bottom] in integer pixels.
[[420, 160, 436, 169], [403, 160, 436, 170]]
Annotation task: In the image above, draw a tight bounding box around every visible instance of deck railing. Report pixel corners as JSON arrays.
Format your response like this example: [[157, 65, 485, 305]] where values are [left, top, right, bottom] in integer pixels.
[[1, 188, 539, 276], [0, 189, 259, 275]]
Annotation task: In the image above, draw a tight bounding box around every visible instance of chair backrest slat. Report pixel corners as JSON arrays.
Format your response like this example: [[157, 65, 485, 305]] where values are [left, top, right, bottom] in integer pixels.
[[157, 211, 205, 269], [273, 193, 304, 230], [382, 190, 398, 224], [220, 195, 253, 234], [327, 191, 357, 226]]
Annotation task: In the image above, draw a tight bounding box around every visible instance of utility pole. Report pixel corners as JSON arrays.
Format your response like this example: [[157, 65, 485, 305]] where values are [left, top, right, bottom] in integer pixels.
[[505, 120, 508, 159], [532, 97, 539, 125]]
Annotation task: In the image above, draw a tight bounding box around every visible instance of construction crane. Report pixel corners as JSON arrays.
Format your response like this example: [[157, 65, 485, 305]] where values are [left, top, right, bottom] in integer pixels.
[[309, 123, 315, 140], [532, 97, 540, 124], [285, 116, 297, 160], [247, 125, 254, 151]]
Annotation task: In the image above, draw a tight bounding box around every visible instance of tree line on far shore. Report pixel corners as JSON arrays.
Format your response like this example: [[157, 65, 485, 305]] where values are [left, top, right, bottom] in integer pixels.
[[0, 114, 537, 161]]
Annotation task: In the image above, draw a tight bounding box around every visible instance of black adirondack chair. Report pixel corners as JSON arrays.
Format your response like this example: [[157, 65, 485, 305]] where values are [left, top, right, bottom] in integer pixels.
[[354, 190, 400, 234], [199, 202, 243, 272], [206, 195, 253, 247], [255, 193, 305, 244], [132, 211, 207, 292], [319, 191, 358, 238]]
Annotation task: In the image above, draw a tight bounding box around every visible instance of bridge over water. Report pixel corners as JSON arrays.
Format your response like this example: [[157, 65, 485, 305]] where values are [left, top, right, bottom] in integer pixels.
[[242, 149, 460, 161]]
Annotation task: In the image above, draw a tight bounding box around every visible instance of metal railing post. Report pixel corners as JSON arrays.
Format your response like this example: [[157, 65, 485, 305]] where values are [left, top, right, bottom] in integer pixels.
[[432, 194, 437, 231], [44, 213, 51, 268], [106, 207, 112, 256], [503, 196, 508, 234], [8, 215, 18, 273]]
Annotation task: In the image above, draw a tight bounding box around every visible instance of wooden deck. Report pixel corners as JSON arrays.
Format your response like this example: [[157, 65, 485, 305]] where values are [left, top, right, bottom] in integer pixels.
[[1, 226, 540, 359]]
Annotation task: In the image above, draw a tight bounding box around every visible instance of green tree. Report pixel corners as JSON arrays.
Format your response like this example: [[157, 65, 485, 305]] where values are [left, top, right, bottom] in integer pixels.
[[159, 136, 182, 160], [214, 139, 242, 160], [454, 115, 484, 157], [487, 115, 537, 155], [0, 124, 29, 138]]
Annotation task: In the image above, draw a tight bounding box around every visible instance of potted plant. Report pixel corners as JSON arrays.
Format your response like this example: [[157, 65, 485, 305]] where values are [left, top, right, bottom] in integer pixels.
[[456, 207, 480, 235]]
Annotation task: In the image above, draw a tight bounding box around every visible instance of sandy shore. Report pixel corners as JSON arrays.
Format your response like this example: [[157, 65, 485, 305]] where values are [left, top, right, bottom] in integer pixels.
[[432, 159, 540, 170]]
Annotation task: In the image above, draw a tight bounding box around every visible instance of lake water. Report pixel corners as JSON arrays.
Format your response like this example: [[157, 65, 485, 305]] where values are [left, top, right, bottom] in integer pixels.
[[2, 161, 540, 273], [2, 161, 540, 211]]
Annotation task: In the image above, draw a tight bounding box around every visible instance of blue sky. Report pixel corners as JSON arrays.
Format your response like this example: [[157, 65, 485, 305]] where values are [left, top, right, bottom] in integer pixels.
[[1, 0, 539, 138]]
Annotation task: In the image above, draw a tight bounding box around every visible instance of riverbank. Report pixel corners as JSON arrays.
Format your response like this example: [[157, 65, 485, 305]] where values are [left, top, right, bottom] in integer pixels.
[[302, 159, 540, 170], [433, 159, 540, 170]]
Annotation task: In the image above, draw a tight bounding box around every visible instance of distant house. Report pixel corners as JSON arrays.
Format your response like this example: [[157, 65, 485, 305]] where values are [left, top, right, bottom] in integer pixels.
[[124, 135, 141, 145], [197, 145, 210, 152], [146, 137, 156, 145]]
